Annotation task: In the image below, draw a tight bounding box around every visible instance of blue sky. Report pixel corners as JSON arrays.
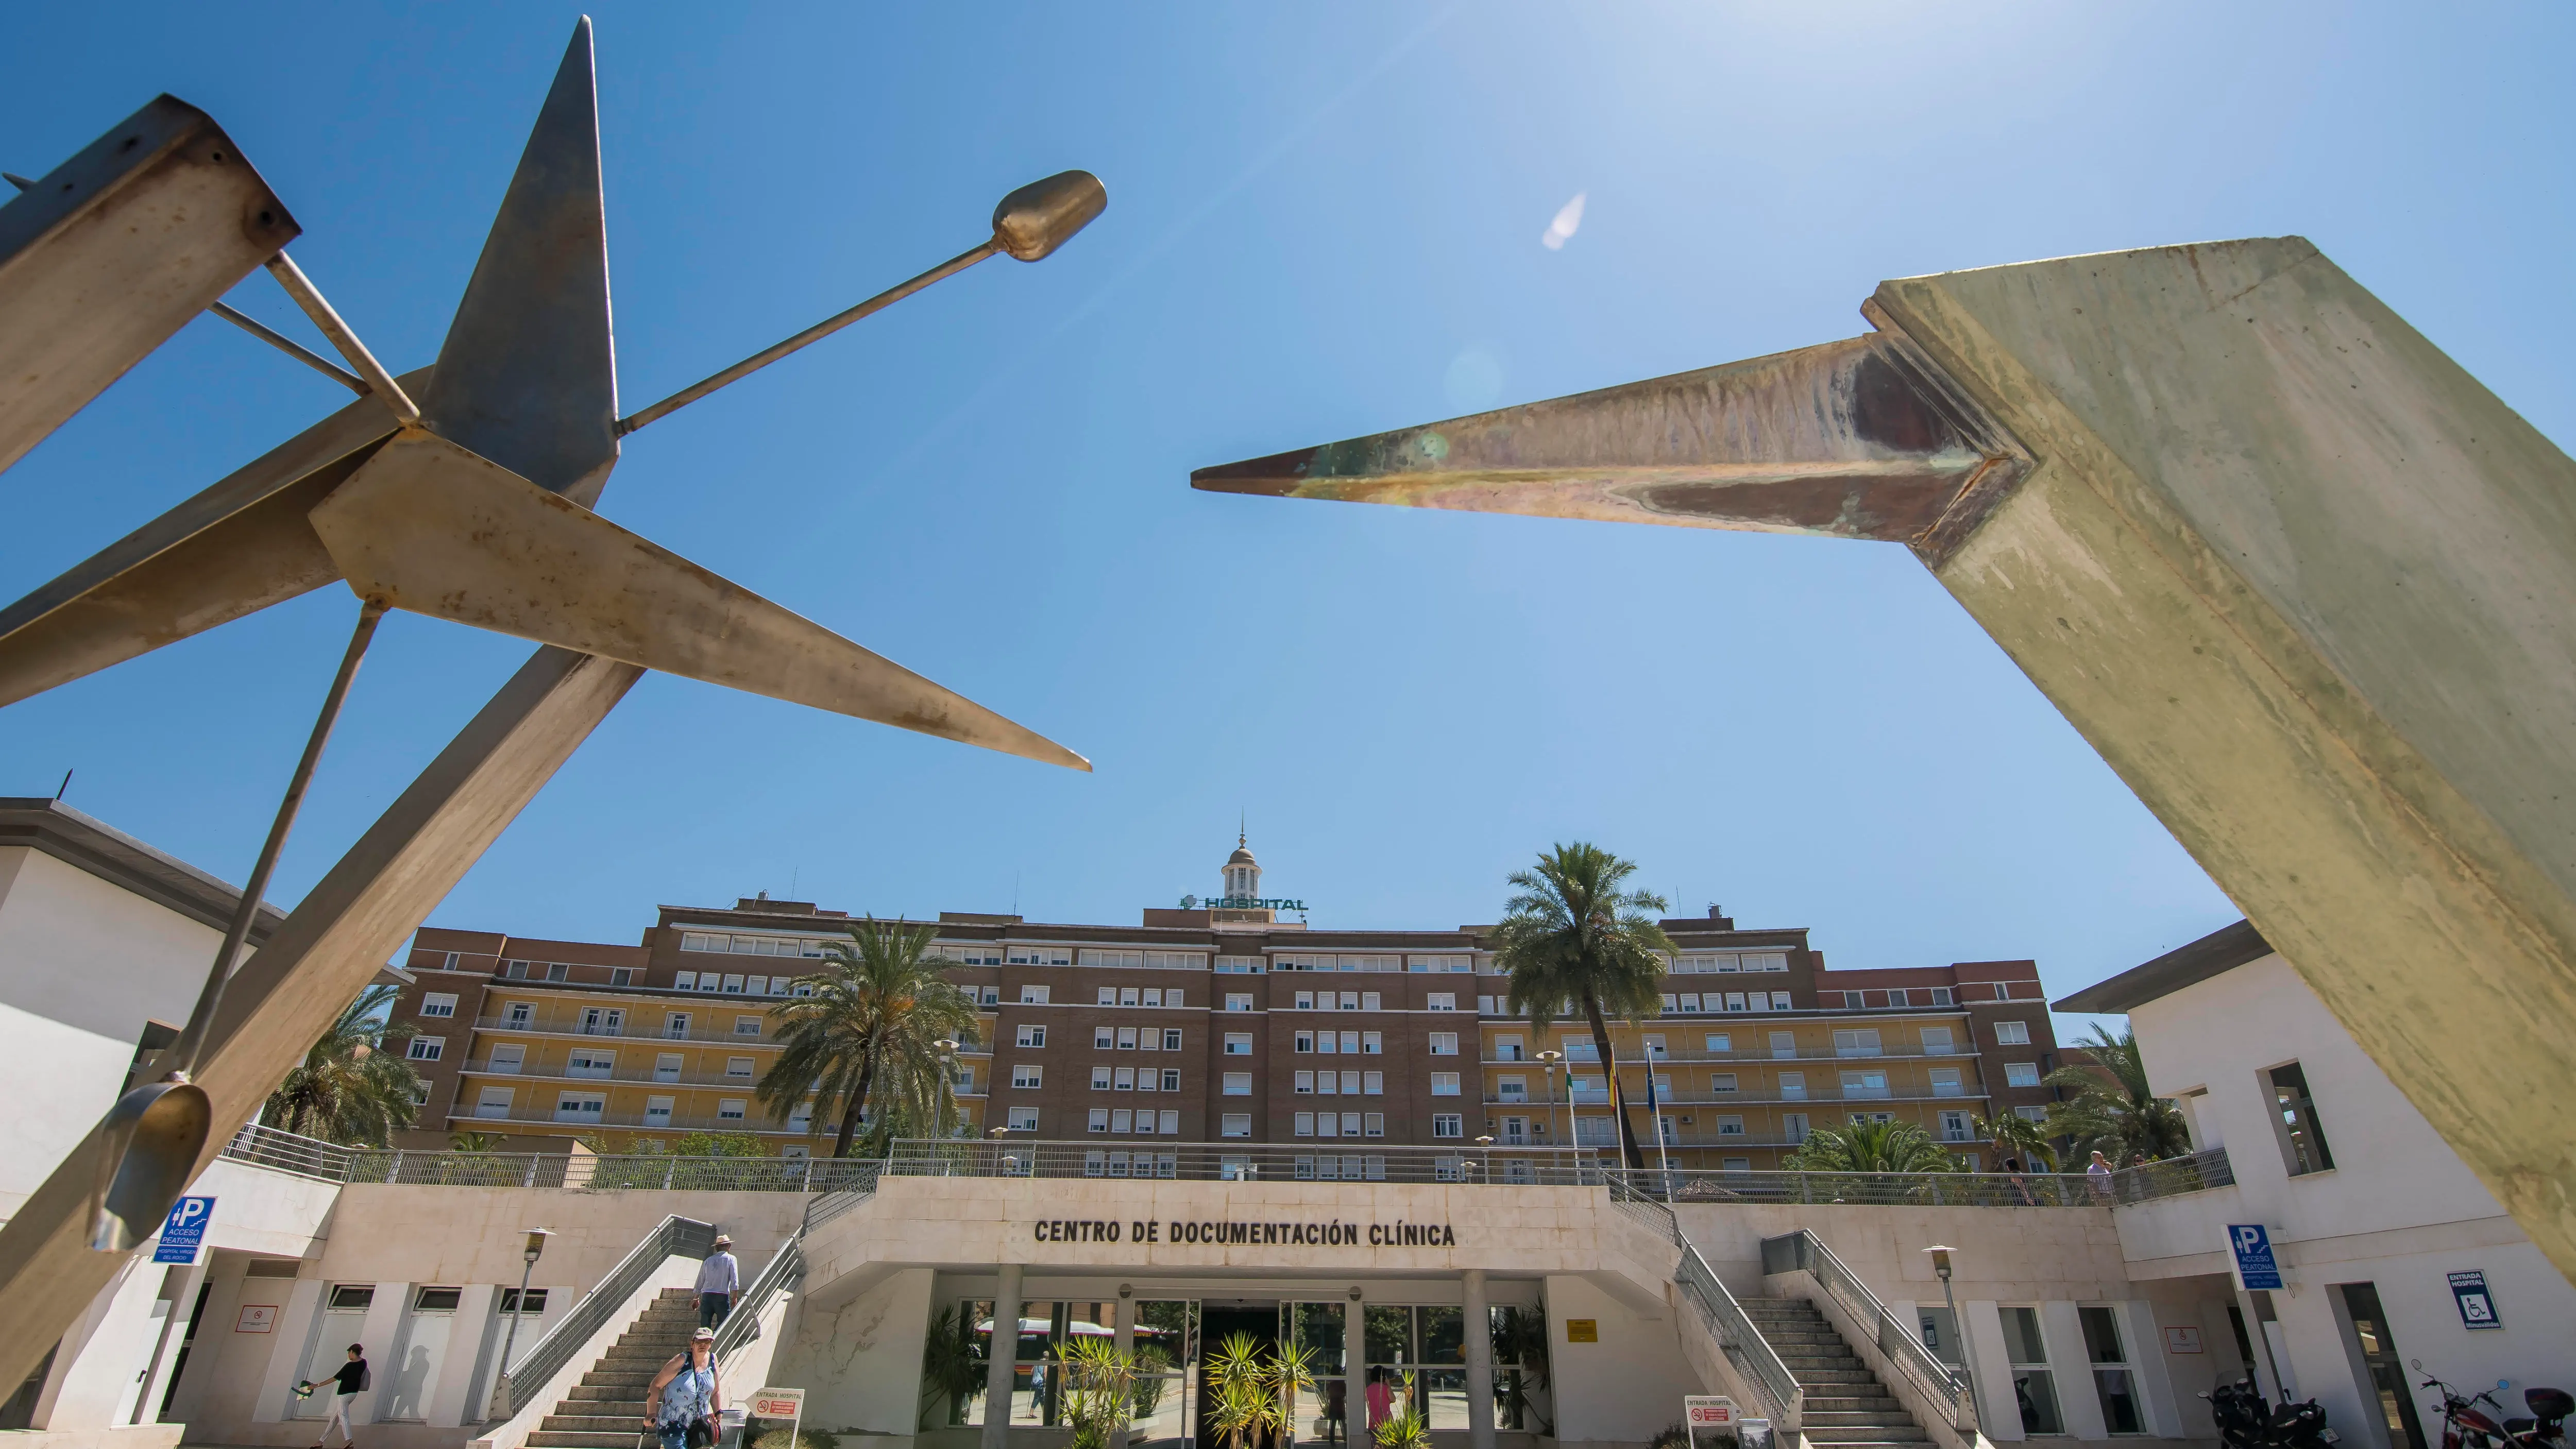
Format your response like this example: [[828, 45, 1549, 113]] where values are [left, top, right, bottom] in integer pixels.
[[3, 4, 2568, 1037]]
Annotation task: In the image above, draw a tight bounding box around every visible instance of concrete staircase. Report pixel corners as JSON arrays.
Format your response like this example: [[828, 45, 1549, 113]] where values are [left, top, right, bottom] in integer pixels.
[[526, 1287, 700, 1449], [1737, 1298, 1927, 1449]]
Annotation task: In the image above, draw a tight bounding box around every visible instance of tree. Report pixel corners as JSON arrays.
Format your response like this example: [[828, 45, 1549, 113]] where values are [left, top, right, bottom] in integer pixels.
[[449, 1130, 506, 1152], [2042, 1026, 2193, 1165], [760, 918, 978, 1158], [1781, 1118, 1963, 1174], [262, 984, 422, 1146], [1976, 1112, 2058, 1172], [1492, 843, 1674, 1170]]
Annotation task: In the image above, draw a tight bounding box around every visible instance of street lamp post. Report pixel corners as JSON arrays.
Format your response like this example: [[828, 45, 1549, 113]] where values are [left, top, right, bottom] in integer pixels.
[[1475, 1135, 1495, 1183], [1924, 1246, 1986, 1437], [1537, 1051, 1562, 1180], [491, 1227, 552, 1417]]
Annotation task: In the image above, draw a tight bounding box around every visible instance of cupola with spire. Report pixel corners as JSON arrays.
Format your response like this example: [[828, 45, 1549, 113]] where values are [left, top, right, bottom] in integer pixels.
[[1222, 830, 1260, 906]]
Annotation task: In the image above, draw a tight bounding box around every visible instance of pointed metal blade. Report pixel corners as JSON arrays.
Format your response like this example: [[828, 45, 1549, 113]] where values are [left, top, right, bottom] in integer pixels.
[[0, 370, 428, 707], [307, 433, 1089, 770], [0, 96, 300, 477], [1191, 333, 2027, 563], [417, 18, 619, 505]]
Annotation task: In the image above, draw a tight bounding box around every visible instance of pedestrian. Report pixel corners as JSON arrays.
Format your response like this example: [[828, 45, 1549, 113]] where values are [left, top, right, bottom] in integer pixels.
[[696, 1234, 740, 1330], [2086, 1150, 2115, 1203], [644, 1327, 724, 1449], [1365, 1366, 1394, 1436], [299, 1343, 368, 1449]]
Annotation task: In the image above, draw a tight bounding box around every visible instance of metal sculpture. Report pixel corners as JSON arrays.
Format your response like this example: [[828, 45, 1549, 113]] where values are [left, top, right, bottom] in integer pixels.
[[1196, 235, 2576, 1286], [0, 18, 1101, 1382]]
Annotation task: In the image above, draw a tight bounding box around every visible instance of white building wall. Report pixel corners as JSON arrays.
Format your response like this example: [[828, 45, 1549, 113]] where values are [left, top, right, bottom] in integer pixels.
[[1544, 1273, 1698, 1449]]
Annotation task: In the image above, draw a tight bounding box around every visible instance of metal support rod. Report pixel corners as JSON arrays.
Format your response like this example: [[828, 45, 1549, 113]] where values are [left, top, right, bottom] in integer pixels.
[[497, 1256, 536, 1407], [1937, 1271, 1986, 1435], [5, 171, 366, 396], [616, 240, 997, 436], [161, 599, 388, 1078], [263, 253, 421, 425]]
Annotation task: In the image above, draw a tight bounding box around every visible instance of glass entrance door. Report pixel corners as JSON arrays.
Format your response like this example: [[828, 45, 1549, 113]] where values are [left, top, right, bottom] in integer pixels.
[[2336, 1284, 2429, 1449]]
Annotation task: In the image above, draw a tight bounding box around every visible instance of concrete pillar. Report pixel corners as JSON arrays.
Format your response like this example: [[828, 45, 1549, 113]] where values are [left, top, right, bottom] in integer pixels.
[[1462, 1271, 1495, 1449], [2039, 1302, 2106, 1441], [355, 1282, 412, 1426], [252, 1276, 325, 1424], [1961, 1302, 2020, 1442], [1110, 1294, 1134, 1449], [982, 1265, 1022, 1449], [2115, 1301, 2183, 1439], [132, 1259, 209, 1426]]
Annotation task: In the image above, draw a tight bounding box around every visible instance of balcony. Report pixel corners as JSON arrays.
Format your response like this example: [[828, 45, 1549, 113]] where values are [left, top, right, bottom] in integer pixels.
[[446, 1103, 811, 1136], [457, 1058, 773, 1090], [472, 1011, 777, 1046], [1480, 1043, 1976, 1066]]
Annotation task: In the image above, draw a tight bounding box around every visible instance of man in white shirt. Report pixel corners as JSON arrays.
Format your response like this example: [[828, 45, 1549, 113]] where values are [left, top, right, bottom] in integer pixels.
[[696, 1234, 740, 1328]]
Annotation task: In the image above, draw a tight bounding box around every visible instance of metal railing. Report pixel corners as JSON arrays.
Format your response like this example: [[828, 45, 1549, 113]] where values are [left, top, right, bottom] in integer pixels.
[[581, 1155, 884, 1193], [492, 1214, 715, 1418], [712, 1235, 804, 1363], [882, 1139, 1607, 1183], [802, 1164, 886, 1233], [1608, 1149, 2234, 1208], [219, 1123, 354, 1181], [1762, 1229, 1973, 1435], [1605, 1177, 1802, 1427], [346, 1149, 571, 1187]]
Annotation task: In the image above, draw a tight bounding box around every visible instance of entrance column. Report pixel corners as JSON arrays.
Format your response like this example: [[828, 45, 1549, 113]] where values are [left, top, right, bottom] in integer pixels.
[[1110, 1295, 1133, 1449], [983, 1264, 1023, 1449], [1462, 1270, 1495, 1449]]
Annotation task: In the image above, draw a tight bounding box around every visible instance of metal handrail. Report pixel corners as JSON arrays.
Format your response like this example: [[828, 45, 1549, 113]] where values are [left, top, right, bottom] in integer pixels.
[[882, 1139, 1605, 1183], [712, 1236, 804, 1363], [802, 1164, 887, 1233], [1761, 1230, 1971, 1433], [1604, 1178, 1802, 1426], [1605, 1152, 2234, 1209], [490, 1214, 715, 1418], [219, 1123, 352, 1181]]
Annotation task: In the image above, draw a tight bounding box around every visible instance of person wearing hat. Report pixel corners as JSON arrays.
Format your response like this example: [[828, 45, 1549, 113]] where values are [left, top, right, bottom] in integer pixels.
[[644, 1328, 724, 1449], [694, 1234, 740, 1329]]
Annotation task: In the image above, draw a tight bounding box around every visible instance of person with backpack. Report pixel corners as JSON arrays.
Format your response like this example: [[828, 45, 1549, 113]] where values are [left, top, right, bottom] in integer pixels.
[[643, 1327, 724, 1449], [298, 1344, 368, 1448]]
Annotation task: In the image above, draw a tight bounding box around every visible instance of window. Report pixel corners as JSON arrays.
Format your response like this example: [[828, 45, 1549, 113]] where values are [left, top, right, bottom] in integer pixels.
[[1016, 1025, 1047, 1048], [1158, 1110, 1179, 1134], [1161, 1069, 1181, 1092], [1362, 1071, 1383, 1095], [1089, 1108, 1111, 1134], [1428, 1032, 1459, 1056], [1496, 1035, 1523, 1061], [1721, 1156, 1752, 1172], [1364, 1113, 1384, 1137], [1294, 1031, 1315, 1053], [476, 1086, 514, 1119], [673, 970, 697, 990], [420, 993, 457, 1018], [1142, 988, 1163, 1008], [1221, 1114, 1251, 1138], [1117, 1028, 1138, 1050], [2268, 1061, 2335, 1174], [1007, 1106, 1040, 1131], [1361, 1031, 1383, 1054], [1162, 1028, 1183, 1051], [1780, 1071, 1807, 1100], [1921, 1026, 1955, 1054], [2001, 1307, 2064, 1435], [580, 1006, 624, 1036], [409, 1081, 431, 1107], [1094, 1026, 1116, 1049], [504, 1001, 534, 1027], [1930, 986, 1954, 1006], [1716, 1114, 1744, 1136], [1225, 993, 1254, 1012], [1993, 1019, 2031, 1045], [1498, 1075, 1527, 1102], [1744, 952, 1789, 973], [712, 1098, 743, 1120], [1940, 1110, 1974, 1143], [1295, 1071, 1314, 1094], [645, 1096, 674, 1127], [498, 1288, 549, 1316], [643, 1051, 677, 1082], [1770, 1031, 1798, 1060], [1834, 1029, 1883, 1058], [1295, 1112, 1315, 1137], [1678, 993, 1701, 1014], [1427, 993, 1455, 1012], [1770, 992, 1793, 1010], [1644, 1034, 1667, 1060], [1782, 1112, 1809, 1144], [1723, 992, 1748, 1013], [1013, 1064, 1044, 1089], [1294, 991, 1315, 1010], [1021, 985, 1050, 1005], [665, 1012, 690, 1039], [2005, 1062, 2041, 1088], [1706, 1032, 1732, 1053], [1223, 1072, 1252, 1096], [2015, 1104, 2049, 1123], [549, 963, 573, 983], [1431, 1072, 1460, 1096], [1929, 1067, 1963, 1096], [1562, 1038, 1598, 1061], [1360, 992, 1382, 1011], [2079, 1306, 2144, 1435], [555, 1092, 605, 1123], [724, 1055, 754, 1079], [611, 967, 638, 987], [733, 1015, 761, 1037], [1432, 1114, 1463, 1138], [1224, 1033, 1253, 1055], [1711, 1072, 1738, 1093], [1009, 948, 1072, 967], [408, 1036, 445, 1061], [327, 1285, 376, 1310], [1097, 986, 1116, 1007], [1840, 1069, 1891, 1098], [1114, 1067, 1137, 1090]]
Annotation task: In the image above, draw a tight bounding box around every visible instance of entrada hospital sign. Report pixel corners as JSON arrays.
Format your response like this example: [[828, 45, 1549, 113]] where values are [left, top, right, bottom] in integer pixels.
[[1031, 1218, 1459, 1248]]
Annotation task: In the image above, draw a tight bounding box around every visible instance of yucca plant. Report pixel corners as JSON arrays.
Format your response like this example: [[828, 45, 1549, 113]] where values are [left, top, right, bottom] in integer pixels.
[[1059, 1336, 1142, 1449], [1206, 1335, 1283, 1449], [1375, 1409, 1432, 1449]]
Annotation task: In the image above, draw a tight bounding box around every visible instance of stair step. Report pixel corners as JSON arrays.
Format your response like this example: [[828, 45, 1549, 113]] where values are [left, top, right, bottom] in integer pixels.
[[1801, 1434, 1929, 1446], [527, 1434, 648, 1449]]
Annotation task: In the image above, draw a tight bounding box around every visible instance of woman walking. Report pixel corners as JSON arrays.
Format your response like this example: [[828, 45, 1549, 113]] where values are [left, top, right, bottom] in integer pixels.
[[643, 1327, 724, 1449]]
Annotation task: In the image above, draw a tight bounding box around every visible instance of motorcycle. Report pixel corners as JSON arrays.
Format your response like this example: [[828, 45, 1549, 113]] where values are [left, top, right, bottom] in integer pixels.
[[2415, 1362, 2572, 1449], [2202, 1377, 2340, 1449]]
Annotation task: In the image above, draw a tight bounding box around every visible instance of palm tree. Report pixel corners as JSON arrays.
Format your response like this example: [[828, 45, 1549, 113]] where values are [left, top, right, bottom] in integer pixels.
[[262, 984, 422, 1145], [1781, 1118, 1962, 1174], [1206, 1335, 1278, 1449], [1976, 1112, 2058, 1172], [1491, 843, 1674, 1170], [2042, 1026, 2193, 1165], [760, 917, 978, 1157]]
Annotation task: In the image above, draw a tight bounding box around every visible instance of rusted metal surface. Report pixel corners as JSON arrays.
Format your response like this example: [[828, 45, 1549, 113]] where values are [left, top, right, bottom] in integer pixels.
[[420, 19, 619, 502], [1191, 330, 2028, 567], [0, 369, 422, 707], [0, 95, 299, 474], [308, 431, 1090, 770]]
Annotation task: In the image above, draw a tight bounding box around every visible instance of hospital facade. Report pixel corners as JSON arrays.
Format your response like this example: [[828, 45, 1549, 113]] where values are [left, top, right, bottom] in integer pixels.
[[386, 839, 2067, 1171]]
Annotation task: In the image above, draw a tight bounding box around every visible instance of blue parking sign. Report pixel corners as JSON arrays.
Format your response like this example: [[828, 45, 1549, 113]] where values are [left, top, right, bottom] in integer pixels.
[[2227, 1224, 2284, 1291], [154, 1196, 215, 1265]]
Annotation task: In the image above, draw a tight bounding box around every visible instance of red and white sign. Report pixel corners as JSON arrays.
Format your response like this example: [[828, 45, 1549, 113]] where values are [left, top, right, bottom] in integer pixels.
[[751, 1388, 806, 1421], [2163, 1326, 2204, 1355], [235, 1304, 278, 1334], [1687, 1396, 1737, 1427]]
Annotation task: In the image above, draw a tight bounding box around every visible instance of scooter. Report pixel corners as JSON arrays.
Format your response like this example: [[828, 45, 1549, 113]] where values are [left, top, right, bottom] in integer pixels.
[[2203, 1377, 2340, 1449], [2415, 1362, 2573, 1449]]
